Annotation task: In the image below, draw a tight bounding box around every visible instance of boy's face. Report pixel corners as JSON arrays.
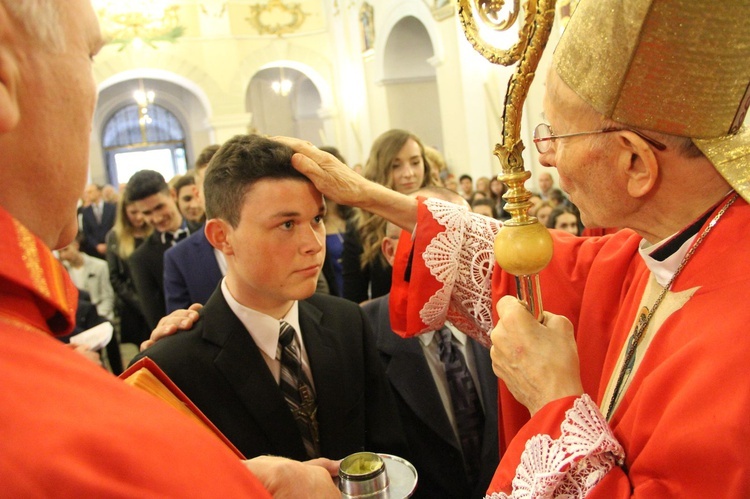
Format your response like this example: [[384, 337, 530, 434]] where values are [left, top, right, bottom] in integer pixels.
[[58, 241, 81, 264], [222, 179, 326, 317], [177, 184, 204, 223], [134, 191, 183, 233]]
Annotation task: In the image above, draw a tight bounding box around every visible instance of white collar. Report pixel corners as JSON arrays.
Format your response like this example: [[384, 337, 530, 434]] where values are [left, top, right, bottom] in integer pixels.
[[638, 232, 698, 287], [220, 278, 301, 359], [418, 321, 469, 347]]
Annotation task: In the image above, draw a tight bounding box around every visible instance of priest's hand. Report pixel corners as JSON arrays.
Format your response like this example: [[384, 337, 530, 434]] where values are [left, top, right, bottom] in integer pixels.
[[140, 303, 203, 351], [272, 136, 418, 233], [272, 136, 370, 207], [491, 295, 584, 415], [243, 455, 340, 499]]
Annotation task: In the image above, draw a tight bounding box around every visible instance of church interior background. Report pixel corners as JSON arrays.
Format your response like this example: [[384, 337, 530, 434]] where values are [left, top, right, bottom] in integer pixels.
[[89, 0, 578, 189]]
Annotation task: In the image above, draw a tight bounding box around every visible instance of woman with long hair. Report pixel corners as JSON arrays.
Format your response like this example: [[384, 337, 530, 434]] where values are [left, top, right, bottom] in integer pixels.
[[546, 205, 582, 236], [105, 189, 152, 347], [342, 129, 435, 303]]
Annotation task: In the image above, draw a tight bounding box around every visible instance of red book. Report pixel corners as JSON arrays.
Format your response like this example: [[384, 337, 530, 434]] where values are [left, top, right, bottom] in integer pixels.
[[120, 357, 245, 459]]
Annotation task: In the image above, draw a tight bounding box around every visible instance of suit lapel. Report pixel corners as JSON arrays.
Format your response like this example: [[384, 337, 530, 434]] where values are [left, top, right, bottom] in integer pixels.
[[296, 300, 348, 452], [375, 302, 461, 451], [469, 338, 498, 457], [202, 291, 307, 458]]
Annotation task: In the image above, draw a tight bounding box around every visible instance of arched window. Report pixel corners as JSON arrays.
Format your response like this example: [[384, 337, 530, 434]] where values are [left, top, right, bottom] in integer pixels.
[[102, 103, 187, 185]]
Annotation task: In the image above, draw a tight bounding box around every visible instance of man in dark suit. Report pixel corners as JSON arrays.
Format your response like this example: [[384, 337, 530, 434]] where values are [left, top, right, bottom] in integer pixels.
[[163, 228, 223, 313], [134, 134, 407, 462], [362, 192, 499, 498], [127, 170, 189, 329], [80, 183, 116, 259], [364, 296, 498, 498]]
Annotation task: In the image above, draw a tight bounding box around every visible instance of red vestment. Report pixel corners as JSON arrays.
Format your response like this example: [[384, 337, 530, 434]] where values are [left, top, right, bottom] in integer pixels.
[[0, 207, 270, 497], [390, 196, 750, 497]]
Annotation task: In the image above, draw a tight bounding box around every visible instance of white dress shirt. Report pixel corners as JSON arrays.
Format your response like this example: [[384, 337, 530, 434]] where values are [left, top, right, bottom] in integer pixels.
[[220, 278, 315, 389]]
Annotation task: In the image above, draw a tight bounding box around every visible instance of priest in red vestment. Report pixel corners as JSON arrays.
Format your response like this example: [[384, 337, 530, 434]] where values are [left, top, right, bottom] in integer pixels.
[[276, 0, 750, 496], [0, 1, 338, 495]]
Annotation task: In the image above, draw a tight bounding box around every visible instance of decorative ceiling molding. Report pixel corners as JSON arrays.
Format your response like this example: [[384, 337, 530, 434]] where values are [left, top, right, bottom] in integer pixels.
[[94, 1, 185, 50], [246, 0, 308, 36]]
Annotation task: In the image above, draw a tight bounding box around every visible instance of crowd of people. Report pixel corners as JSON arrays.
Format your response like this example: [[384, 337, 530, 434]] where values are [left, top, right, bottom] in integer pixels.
[[2, 0, 749, 497]]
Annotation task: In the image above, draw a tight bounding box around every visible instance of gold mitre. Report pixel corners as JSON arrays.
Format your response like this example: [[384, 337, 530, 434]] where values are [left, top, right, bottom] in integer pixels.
[[553, 0, 750, 203]]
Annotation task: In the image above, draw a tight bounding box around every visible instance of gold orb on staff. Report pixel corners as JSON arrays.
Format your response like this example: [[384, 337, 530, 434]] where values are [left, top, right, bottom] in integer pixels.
[[458, 0, 557, 321]]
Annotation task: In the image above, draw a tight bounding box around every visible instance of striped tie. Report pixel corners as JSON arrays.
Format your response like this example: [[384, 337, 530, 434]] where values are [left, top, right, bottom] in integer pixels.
[[437, 326, 484, 483], [277, 321, 320, 458]]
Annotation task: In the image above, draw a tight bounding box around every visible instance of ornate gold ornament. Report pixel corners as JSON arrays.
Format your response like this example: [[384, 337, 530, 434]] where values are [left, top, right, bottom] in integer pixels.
[[93, 1, 185, 51], [459, 0, 556, 320], [246, 0, 308, 36]]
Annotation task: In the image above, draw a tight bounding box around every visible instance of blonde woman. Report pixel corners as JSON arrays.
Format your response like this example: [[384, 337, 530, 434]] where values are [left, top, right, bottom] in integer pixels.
[[343, 129, 435, 302], [105, 189, 152, 346]]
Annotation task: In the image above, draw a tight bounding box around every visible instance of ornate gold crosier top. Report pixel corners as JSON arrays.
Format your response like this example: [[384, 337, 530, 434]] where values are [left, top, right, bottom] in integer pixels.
[[458, 0, 557, 320]]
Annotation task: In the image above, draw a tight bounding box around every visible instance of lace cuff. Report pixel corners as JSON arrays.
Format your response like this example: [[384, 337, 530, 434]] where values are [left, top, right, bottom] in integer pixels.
[[420, 198, 502, 347], [486, 395, 625, 498]]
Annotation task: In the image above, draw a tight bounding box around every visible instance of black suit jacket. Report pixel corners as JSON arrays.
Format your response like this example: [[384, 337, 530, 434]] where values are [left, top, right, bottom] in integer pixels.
[[362, 295, 499, 498], [81, 202, 116, 258], [129, 231, 171, 329], [132, 290, 408, 462]]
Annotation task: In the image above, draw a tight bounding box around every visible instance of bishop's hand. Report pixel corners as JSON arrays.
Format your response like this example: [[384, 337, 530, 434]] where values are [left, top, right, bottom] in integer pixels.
[[490, 295, 584, 415]]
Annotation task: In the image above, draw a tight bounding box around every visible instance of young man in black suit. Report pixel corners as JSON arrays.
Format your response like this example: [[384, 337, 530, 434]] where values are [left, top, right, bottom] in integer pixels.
[[362, 191, 499, 498], [133, 134, 407, 462], [127, 170, 189, 329]]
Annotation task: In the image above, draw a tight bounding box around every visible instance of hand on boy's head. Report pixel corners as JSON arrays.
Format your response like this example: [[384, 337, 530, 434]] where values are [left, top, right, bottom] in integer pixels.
[[271, 136, 369, 207], [140, 303, 203, 351]]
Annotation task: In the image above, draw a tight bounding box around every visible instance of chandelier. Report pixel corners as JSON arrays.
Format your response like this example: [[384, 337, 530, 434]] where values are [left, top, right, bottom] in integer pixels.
[[272, 67, 294, 97], [93, 0, 185, 50], [134, 80, 156, 140]]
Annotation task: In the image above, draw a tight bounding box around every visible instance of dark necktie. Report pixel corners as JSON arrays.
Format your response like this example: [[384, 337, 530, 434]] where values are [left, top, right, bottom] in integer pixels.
[[278, 321, 320, 459], [437, 326, 484, 483]]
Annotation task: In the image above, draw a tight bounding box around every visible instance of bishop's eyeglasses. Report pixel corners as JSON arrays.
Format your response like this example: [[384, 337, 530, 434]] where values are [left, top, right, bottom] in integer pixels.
[[532, 123, 667, 154]]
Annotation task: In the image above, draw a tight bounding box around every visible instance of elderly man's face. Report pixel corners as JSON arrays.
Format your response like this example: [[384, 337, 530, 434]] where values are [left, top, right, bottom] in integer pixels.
[[9, 0, 104, 249], [538, 72, 625, 229]]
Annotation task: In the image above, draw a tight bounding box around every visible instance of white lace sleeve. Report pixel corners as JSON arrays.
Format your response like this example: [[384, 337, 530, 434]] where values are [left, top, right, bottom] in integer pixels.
[[485, 395, 625, 499], [419, 198, 502, 347]]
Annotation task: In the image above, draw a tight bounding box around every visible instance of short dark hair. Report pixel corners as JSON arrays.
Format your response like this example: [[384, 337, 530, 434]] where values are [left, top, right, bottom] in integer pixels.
[[459, 174, 472, 182], [204, 135, 309, 227], [126, 170, 169, 202], [195, 144, 221, 170], [74, 231, 86, 246], [471, 198, 498, 218], [173, 172, 196, 194]]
